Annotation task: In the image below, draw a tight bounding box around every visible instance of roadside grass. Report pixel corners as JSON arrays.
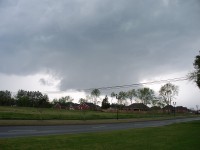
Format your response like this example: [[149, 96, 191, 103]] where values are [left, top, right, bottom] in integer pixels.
[[0, 106, 194, 121], [0, 121, 200, 150]]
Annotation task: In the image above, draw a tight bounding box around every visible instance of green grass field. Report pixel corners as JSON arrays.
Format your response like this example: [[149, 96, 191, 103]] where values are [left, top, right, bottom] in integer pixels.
[[0, 106, 193, 121], [0, 121, 200, 150]]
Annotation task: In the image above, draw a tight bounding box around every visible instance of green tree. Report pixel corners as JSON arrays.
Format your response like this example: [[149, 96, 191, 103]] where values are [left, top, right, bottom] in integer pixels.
[[136, 88, 155, 105], [157, 99, 165, 108], [91, 89, 101, 105], [188, 53, 200, 89], [52, 96, 74, 106], [16, 90, 30, 107], [16, 90, 49, 107], [151, 98, 160, 107], [79, 98, 87, 104], [37, 94, 49, 108], [59, 96, 74, 104], [52, 98, 58, 105], [110, 92, 116, 104], [101, 95, 110, 109], [159, 83, 178, 105], [0, 90, 14, 106]]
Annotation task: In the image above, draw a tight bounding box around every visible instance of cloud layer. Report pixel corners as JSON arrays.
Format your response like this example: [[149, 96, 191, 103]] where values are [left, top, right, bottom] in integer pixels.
[[0, 0, 200, 91]]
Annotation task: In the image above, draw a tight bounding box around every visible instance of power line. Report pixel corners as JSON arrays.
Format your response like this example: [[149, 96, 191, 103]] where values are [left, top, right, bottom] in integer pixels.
[[6, 75, 190, 95], [80, 76, 188, 92], [41, 76, 189, 94]]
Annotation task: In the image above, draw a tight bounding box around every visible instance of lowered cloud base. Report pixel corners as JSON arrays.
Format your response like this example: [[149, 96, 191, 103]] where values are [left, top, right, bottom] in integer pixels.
[[0, 0, 200, 108]]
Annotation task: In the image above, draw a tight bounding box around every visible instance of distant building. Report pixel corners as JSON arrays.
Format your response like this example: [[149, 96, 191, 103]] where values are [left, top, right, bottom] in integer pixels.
[[64, 102, 79, 110], [78, 103, 90, 110], [162, 105, 189, 113], [78, 102, 101, 111], [150, 106, 161, 111], [176, 106, 188, 113], [53, 102, 79, 110], [53, 103, 62, 109], [126, 103, 149, 111], [162, 105, 174, 113]]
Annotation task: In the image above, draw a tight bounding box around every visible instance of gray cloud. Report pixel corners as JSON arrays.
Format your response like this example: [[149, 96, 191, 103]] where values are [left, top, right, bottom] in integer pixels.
[[0, 0, 200, 90], [39, 78, 52, 86]]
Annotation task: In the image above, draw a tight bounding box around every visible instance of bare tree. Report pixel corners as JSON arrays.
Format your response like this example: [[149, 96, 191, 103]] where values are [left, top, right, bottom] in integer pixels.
[[110, 92, 116, 104], [91, 89, 101, 105], [117, 91, 127, 105], [127, 89, 136, 104], [79, 98, 87, 104], [136, 87, 155, 105], [159, 83, 178, 106]]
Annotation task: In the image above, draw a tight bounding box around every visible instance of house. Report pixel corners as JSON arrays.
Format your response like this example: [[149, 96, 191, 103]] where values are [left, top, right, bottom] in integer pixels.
[[64, 102, 79, 110], [78, 102, 101, 110], [126, 103, 149, 111], [53, 103, 61, 109], [78, 103, 90, 110], [150, 106, 161, 111], [162, 105, 174, 113], [176, 106, 188, 113], [53, 102, 79, 110]]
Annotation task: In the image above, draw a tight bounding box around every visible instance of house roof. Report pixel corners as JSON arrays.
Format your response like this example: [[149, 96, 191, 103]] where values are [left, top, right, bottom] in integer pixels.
[[65, 102, 79, 107], [78, 102, 100, 110], [54, 102, 79, 108], [127, 103, 149, 109], [78, 103, 90, 109], [176, 106, 188, 110], [150, 106, 161, 110], [84, 102, 100, 108]]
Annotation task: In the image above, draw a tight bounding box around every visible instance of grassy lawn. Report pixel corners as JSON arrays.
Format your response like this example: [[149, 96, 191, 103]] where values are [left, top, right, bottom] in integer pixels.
[[0, 121, 200, 150], [0, 106, 194, 121]]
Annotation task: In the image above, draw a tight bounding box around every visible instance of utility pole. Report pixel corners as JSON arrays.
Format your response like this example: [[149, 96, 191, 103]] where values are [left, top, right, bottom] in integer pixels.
[[116, 94, 119, 120], [173, 101, 176, 117]]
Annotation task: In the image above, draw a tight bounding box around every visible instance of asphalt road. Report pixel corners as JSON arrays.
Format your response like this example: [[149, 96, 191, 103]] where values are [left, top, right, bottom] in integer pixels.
[[0, 117, 200, 138]]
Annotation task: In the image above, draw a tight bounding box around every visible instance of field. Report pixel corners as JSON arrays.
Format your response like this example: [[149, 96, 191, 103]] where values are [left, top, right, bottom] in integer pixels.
[[0, 106, 194, 121], [0, 120, 200, 150], [0, 106, 196, 126]]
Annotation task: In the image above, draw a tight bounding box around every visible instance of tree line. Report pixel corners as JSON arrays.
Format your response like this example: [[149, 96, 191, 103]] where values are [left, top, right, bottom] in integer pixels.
[[98, 83, 178, 109], [0, 90, 50, 108], [0, 82, 179, 109], [0, 89, 79, 108]]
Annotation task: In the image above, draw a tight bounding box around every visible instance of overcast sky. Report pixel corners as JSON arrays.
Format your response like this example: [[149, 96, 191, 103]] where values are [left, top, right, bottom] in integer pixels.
[[0, 0, 200, 108]]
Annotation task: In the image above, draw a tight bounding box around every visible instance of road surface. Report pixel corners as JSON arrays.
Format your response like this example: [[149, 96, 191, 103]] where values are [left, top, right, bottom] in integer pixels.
[[0, 117, 200, 138]]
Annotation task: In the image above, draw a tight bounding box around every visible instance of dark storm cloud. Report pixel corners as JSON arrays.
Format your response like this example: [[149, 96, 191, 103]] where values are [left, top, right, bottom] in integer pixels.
[[39, 78, 50, 86], [0, 0, 200, 90], [39, 77, 56, 86]]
